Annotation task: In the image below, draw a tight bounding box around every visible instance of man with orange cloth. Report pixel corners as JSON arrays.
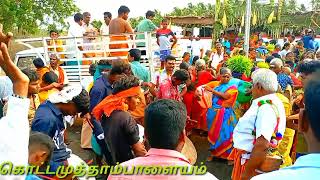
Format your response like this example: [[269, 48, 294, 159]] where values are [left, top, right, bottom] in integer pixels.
[[108, 5, 134, 59]]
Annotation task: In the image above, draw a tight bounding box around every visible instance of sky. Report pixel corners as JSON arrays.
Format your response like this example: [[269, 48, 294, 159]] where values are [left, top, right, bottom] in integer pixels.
[[74, 0, 312, 22]]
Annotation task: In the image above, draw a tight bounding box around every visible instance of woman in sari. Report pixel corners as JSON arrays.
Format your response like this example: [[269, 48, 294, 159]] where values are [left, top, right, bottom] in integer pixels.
[[205, 67, 238, 160], [182, 60, 214, 132], [192, 59, 215, 131]]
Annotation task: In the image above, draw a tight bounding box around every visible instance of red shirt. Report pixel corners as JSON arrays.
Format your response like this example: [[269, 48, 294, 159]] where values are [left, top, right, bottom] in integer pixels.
[[196, 71, 214, 88], [157, 79, 180, 101], [290, 73, 302, 86]]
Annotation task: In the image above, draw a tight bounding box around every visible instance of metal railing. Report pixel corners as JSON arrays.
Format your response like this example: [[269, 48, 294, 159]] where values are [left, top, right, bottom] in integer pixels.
[[15, 32, 182, 83]]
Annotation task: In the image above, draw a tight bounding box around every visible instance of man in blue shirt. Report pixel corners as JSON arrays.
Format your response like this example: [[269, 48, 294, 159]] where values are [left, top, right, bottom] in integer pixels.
[[129, 49, 151, 82], [31, 85, 90, 170], [89, 63, 131, 165], [253, 71, 320, 179], [302, 29, 315, 50], [223, 37, 231, 54]]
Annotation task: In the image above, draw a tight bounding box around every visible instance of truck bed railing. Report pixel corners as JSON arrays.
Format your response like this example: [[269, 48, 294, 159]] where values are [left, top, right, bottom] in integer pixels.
[[15, 32, 182, 83]]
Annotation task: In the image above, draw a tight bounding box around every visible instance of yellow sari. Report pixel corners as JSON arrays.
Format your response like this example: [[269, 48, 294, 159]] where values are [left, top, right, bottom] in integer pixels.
[[276, 93, 295, 168]]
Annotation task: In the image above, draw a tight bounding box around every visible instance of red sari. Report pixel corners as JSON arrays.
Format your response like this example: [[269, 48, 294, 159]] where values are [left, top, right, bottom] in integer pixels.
[[183, 70, 214, 131]]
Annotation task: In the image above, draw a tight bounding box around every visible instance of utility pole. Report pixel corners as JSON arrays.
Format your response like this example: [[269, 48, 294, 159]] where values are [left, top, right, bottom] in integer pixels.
[[244, 0, 252, 57]]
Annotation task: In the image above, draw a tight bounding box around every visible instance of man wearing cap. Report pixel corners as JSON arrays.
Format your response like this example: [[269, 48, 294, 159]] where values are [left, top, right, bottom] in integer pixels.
[[31, 85, 91, 174]]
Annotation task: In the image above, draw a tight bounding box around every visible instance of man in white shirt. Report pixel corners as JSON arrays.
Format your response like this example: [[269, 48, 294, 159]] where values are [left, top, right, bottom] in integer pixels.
[[288, 35, 297, 52], [211, 42, 224, 69], [100, 12, 112, 55], [149, 55, 176, 97], [0, 39, 30, 179], [100, 12, 112, 36], [191, 36, 204, 58], [82, 12, 97, 57], [152, 55, 176, 86], [67, 13, 87, 60], [252, 71, 320, 180], [231, 68, 286, 180]]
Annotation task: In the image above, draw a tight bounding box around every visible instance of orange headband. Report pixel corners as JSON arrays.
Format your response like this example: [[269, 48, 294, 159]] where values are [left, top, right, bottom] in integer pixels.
[[92, 86, 141, 120]]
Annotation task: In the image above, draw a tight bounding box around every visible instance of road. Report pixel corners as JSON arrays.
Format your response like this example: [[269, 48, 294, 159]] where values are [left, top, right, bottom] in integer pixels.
[[67, 121, 232, 180]]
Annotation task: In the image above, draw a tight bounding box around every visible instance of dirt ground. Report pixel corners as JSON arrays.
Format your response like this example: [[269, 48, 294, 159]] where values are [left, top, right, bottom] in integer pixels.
[[67, 121, 233, 180]]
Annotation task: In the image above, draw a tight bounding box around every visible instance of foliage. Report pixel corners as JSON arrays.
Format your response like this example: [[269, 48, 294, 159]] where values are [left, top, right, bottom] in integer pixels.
[[299, 4, 307, 12], [0, 0, 79, 34], [129, 9, 163, 29], [226, 55, 253, 76], [165, 1, 317, 36], [168, 2, 214, 17], [152, 10, 164, 28], [286, 0, 298, 14], [311, 0, 320, 11], [91, 20, 103, 30], [129, 17, 144, 29]]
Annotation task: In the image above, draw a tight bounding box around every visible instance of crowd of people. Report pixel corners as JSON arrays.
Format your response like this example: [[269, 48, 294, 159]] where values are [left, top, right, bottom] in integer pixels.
[[1, 4, 320, 180]]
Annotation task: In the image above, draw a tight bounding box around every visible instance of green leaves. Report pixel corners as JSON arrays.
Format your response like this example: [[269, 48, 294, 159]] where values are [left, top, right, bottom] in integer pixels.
[[129, 9, 163, 29], [168, 2, 214, 17], [91, 20, 103, 30], [226, 55, 253, 77], [0, 0, 79, 34]]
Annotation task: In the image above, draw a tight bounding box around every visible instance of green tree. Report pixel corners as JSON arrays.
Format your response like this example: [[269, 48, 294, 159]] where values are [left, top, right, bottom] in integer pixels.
[[168, 2, 214, 17], [129, 16, 144, 29], [153, 9, 163, 27], [286, 0, 298, 14], [299, 4, 307, 12], [0, 0, 79, 34], [91, 20, 103, 30], [129, 9, 163, 29], [311, 0, 320, 11]]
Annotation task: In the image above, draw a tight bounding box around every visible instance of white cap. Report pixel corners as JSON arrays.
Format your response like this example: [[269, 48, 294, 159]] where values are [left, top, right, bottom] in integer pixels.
[[48, 84, 83, 104]]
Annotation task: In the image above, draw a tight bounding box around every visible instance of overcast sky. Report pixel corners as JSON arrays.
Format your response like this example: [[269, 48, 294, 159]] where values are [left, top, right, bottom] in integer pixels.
[[74, 0, 311, 22]]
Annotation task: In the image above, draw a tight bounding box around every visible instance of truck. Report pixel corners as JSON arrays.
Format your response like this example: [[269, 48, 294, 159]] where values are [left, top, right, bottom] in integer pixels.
[[14, 32, 184, 86]]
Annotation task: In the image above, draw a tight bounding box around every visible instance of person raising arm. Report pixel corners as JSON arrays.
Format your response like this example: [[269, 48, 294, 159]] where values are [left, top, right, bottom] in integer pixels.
[[0, 38, 30, 179]]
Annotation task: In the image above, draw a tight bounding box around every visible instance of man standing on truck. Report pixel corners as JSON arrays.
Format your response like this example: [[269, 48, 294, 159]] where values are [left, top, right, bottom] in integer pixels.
[[136, 10, 158, 57], [100, 12, 112, 36], [67, 13, 89, 64], [82, 12, 96, 65], [109, 5, 134, 58], [156, 19, 177, 70], [100, 12, 112, 56]]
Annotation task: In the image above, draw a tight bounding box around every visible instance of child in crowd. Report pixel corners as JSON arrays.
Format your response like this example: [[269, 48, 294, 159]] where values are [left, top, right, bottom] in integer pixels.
[[33, 58, 50, 87], [47, 30, 65, 58], [38, 71, 61, 103]]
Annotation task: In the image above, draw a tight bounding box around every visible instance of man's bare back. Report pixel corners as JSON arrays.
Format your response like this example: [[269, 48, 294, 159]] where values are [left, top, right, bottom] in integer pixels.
[[109, 18, 133, 35]]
